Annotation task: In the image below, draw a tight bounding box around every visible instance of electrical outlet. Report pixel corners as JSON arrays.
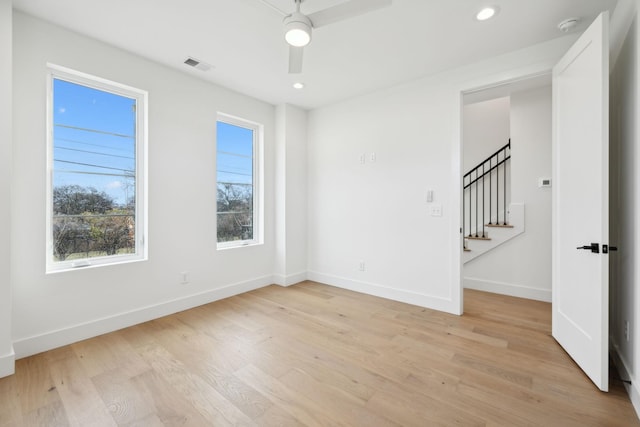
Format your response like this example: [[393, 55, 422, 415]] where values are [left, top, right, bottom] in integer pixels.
[[359, 261, 365, 271], [180, 271, 190, 284], [430, 204, 443, 217], [625, 320, 630, 341]]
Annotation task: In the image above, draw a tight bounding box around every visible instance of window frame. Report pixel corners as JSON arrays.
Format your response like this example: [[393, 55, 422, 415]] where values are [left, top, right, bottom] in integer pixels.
[[216, 113, 263, 250], [46, 64, 148, 273]]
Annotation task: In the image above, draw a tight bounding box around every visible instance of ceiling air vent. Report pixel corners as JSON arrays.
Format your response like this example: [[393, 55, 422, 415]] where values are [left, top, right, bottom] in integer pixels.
[[183, 57, 213, 72]]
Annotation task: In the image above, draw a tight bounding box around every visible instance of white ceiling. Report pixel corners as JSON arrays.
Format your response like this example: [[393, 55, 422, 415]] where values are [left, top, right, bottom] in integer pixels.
[[12, 0, 619, 109]]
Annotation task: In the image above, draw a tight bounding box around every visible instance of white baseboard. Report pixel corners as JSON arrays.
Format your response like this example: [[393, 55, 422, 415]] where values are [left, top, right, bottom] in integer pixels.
[[0, 348, 15, 378], [307, 271, 459, 314], [611, 342, 640, 419], [463, 277, 551, 302], [273, 271, 307, 287], [13, 275, 274, 359]]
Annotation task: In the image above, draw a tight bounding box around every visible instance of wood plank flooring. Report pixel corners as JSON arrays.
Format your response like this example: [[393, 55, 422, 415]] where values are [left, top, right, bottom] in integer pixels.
[[0, 281, 638, 426]]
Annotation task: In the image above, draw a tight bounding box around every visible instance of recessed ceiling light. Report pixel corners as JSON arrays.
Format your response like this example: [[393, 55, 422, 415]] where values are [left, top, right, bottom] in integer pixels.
[[476, 6, 499, 21], [293, 82, 305, 90]]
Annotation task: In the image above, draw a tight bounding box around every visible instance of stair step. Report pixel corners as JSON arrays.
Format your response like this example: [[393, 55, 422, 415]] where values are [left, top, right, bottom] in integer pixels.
[[463, 203, 524, 264], [487, 223, 514, 228]]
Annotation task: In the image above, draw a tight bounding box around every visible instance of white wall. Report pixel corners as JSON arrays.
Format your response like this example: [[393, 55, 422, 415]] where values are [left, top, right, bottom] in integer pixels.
[[0, 0, 14, 378], [307, 35, 575, 314], [610, 2, 640, 414], [462, 97, 510, 172], [11, 12, 276, 358], [464, 86, 553, 301], [274, 104, 308, 286]]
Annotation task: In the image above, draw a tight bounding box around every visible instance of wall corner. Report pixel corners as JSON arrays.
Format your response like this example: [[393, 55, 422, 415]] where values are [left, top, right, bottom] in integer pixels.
[[0, 0, 14, 380], [0, 347, 15, 378]]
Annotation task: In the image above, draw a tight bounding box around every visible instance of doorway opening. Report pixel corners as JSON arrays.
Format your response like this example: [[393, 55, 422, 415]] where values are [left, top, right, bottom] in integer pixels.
[[460, 74, 553, 312]]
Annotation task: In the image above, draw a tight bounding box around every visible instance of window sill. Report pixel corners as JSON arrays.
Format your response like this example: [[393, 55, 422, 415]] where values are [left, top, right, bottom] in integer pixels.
[[46, 255, 147, 275], [216, 241, 263, 251]]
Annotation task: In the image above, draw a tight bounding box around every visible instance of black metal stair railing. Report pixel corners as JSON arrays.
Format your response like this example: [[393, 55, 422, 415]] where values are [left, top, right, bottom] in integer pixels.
[[463, 140, 511, 249]]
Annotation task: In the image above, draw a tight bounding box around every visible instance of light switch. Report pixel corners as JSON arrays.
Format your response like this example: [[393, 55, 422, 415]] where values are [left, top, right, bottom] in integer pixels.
[[426, 190, 434, 203]]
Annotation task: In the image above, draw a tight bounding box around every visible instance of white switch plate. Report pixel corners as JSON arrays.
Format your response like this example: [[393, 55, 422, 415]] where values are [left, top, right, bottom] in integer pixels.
[[430, 204, 442, 217]]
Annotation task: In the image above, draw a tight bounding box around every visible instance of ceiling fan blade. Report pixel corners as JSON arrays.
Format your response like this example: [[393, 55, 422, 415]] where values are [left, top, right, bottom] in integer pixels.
[[289, 46, 304, 74], [307, 0, 392, 28]]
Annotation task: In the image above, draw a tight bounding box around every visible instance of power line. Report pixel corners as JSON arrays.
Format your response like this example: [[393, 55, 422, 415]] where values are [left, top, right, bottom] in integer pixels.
[[219, 164, 253, 173], [55, 123, 134, 139], [56, 137, 133, 153], [217, 181, 252, 187], [218, 150, 252, 159], [55, 170, 134, 178], [218, 169, 252, 177], [55, 146, 135, 160], [54, 159, 134, 174]]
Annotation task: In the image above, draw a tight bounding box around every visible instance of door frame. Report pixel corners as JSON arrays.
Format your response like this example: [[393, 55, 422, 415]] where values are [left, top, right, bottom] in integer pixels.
[[453, 62, 558, 315]]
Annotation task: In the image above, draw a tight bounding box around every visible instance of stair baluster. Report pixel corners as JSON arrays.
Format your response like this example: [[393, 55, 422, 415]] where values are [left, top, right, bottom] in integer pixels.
[[463, 140, 511, 250]]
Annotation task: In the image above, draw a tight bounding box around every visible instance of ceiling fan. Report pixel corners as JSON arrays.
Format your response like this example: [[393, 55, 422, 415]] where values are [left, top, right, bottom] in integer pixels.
[[259, 0, 393, 73]]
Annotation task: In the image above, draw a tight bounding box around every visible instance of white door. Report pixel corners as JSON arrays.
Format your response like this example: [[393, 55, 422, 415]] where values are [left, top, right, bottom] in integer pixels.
[[552, 12, 609, 391]]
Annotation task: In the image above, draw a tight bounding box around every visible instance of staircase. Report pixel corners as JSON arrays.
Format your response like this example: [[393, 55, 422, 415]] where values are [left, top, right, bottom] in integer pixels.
[[464, 203, 524, 263], [463, 140, 524, 263]]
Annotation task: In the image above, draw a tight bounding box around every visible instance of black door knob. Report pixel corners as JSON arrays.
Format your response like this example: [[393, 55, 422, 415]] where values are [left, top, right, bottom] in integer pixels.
[[576, 243, 600, 253]]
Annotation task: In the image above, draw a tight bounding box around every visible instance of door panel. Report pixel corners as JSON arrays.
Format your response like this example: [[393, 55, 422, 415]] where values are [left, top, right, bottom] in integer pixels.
[[552, 12, 609, 391]]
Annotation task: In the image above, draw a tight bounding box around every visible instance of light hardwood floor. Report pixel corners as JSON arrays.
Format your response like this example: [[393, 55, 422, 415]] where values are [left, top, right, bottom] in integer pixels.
[[0, 281, 637, 426]]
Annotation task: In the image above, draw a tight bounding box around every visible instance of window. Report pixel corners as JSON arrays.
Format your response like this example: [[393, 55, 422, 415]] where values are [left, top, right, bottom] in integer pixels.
[[46, 65, 147, 272], [216, 114, 262, 248]]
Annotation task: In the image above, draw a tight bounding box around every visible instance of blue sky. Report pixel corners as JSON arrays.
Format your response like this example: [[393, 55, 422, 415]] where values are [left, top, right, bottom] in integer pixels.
[[53, 78, 136, 206], [216, 121, 253, 187], [53, 79, 254, 206]]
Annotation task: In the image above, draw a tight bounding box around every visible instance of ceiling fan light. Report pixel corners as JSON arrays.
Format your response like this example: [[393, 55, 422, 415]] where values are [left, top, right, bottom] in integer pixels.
[[285, 27, 311, 47], [284, 13, 312, 47]]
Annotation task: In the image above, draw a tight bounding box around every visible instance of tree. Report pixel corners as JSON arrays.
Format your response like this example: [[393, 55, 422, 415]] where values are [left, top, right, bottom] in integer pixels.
[[52, 218, 89, 261], [217, 183, 253, 241], [86, 209, 134, 256], [53, 185, 114, 215], [52, 185, 133, 260]]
